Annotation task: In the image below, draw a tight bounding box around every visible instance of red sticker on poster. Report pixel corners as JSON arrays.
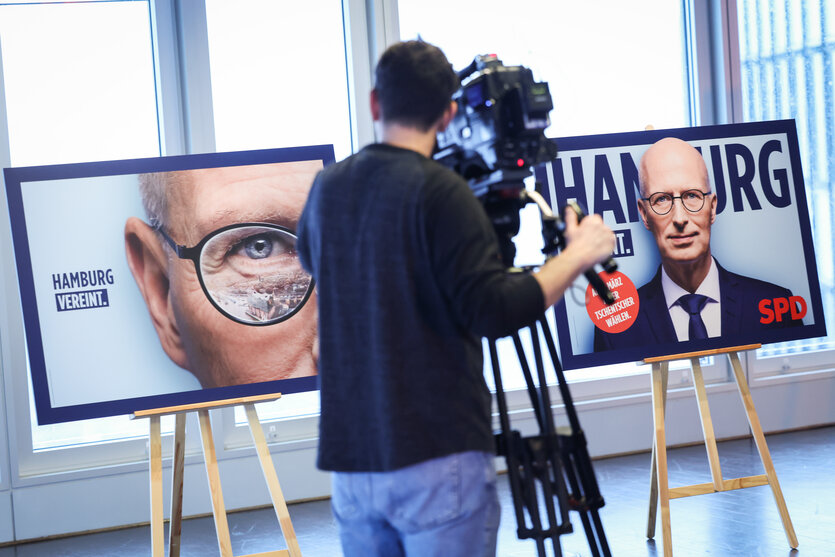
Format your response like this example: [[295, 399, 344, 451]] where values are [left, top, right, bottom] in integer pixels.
[[585, 271, 640, 333]]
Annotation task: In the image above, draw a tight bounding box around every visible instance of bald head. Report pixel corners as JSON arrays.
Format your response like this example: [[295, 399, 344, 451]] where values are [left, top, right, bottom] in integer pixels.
[[639, 137, 709, 197]]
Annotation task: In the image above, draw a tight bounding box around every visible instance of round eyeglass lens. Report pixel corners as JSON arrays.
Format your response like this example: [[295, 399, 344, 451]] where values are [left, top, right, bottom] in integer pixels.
[[199, 225, 312, 324], [681, 190, 705, 212]]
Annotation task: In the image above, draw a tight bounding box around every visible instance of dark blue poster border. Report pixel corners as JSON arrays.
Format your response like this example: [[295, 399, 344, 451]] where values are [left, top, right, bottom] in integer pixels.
[[534, 120, 826, 370], [4, 144, 334, 424]]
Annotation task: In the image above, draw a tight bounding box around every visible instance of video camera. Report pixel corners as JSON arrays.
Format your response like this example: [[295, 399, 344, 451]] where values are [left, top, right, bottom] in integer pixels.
[[435, 54, 617, 301], [435, 54, 557, 198]]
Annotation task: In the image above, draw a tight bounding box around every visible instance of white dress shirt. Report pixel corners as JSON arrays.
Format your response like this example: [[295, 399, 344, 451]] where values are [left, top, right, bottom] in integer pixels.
[[661, 257, 721, 341]]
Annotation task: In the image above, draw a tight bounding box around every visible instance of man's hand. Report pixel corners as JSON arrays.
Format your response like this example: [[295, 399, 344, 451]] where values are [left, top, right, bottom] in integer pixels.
[[533, 208, 616, 309], [562, 207, 616, 270]]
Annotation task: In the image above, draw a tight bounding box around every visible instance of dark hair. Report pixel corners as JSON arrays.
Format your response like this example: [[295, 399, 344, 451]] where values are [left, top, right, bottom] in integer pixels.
[[374, 40, 459, 131]]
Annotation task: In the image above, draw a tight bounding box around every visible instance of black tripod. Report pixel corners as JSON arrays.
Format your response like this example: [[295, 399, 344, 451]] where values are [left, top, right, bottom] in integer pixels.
[[490, 312, 611, 557], [468, 175, 615, 556]]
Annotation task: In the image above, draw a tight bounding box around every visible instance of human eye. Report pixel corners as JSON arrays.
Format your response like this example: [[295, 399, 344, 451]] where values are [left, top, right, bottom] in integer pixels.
[[652, 193, 672, 206], [234, 232, 281, 260], [227, 230, 295, 268], [682, 190, 702, 201]]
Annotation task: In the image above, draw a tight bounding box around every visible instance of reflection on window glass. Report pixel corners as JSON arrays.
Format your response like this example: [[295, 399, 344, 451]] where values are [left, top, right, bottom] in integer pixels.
[[0, 0, 162, 450], [398, 0, 689, 137], [738, 0, 835, 357], [205, 0, 352, 160]]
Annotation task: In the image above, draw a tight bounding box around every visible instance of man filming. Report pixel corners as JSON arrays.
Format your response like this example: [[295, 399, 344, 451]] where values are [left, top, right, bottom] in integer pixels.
[[296, 40, 615, 557]]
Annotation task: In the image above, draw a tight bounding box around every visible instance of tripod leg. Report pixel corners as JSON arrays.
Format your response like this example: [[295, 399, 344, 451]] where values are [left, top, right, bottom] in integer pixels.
[[489, 342, 528, 535], [591, 508, 612, 557], [566, 442, 611, 557], [512, 332, 546, 431], [537, 316, 612, 555], [561, 450, 601, 557]]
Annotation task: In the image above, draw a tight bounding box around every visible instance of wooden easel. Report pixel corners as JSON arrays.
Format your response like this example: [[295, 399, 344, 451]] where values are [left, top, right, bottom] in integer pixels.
[[645, 344, 797, 557], [133, 393, 302, 557]]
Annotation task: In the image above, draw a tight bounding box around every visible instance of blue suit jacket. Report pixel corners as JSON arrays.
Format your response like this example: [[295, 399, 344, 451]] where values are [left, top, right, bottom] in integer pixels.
[[594, 262, 798, 352]]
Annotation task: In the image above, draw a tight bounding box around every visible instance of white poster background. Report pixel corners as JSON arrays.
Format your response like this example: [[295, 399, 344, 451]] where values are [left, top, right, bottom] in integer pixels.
[[20, 174, 200, 408]]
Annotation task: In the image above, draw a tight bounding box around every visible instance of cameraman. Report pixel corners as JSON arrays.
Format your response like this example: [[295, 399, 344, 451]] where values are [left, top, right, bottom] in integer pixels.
[[296, 40, 615, 557]]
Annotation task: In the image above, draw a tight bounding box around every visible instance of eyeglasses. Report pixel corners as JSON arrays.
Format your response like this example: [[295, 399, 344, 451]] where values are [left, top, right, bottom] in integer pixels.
[[154, 222, 314, 326], [642, 189, 712, 215]]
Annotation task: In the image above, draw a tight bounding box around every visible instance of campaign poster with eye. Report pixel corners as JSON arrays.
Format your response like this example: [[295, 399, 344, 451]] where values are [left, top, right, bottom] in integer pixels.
[[534, 120, 826, 370], [4, 145, 334, 424]]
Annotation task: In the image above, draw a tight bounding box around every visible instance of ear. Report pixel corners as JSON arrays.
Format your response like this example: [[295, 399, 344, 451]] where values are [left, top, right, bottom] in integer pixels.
[[436, 100, 458, 132], [124, 217, 189, 369], [370, 88, 382, 121], [708, 192, 718, 225]]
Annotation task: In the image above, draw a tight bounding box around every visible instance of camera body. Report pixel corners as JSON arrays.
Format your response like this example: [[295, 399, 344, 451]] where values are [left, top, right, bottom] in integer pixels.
[[435, 54, 558, 197]]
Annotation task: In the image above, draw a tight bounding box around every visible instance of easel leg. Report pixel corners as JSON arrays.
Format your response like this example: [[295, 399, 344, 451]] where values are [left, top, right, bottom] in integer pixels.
[[728, 353, 798, 549], [244, 403, 303, 557], [649, 362, 673, 556], [149, 416, 164, 557], [169, 413, 186, 557], [690, 358, 723, 491], [646, 361, 668, 539], [198, 409, 234, 557]]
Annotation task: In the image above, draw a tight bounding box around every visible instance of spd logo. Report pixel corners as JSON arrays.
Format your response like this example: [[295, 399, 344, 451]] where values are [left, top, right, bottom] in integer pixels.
[[759, 296, 807, 324]]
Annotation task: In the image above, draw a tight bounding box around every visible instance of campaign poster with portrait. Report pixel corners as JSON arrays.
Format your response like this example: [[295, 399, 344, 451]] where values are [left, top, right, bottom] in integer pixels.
[[534, 120, 826, 370], [4, 145, 334, 424]]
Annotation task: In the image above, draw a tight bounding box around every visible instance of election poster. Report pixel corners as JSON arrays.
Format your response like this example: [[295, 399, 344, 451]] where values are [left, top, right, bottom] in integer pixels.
[[4, 145, 334, 424], [534, 120, 826, 369]]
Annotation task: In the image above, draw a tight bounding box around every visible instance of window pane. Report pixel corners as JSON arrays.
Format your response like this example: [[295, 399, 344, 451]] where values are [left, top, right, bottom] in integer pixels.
[[205, 0, 353, 160], [0, 1, 160, 166], [737, 0, 835, 357], [398, 0, 689, 137], [0, 0, 162, 450]]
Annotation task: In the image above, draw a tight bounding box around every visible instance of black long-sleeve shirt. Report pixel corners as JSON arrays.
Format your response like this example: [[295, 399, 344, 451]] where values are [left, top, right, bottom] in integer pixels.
[[297, 143, 544, 472]]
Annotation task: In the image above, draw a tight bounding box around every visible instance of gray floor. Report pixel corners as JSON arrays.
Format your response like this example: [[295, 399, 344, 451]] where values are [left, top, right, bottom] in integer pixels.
[[1, 426, 833, 556]]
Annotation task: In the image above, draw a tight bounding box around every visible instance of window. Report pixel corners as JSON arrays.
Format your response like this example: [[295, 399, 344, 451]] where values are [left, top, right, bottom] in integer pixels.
[[203, 0, 357, 426], [0, 0, 163, 455], [205, 0, 354, 160], [737, 0, 835, 362], [0, 0, 159, 166], [397, 0, 708, 396], [398, 0, 690, 137]]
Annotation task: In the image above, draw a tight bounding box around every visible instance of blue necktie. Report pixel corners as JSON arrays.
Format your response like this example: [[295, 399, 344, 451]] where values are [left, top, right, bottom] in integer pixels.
[[678, 294, 709, 340]]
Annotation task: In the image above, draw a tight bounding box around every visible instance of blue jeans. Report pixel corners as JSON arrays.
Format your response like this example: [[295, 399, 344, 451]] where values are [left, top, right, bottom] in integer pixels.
[[331, 450, 500, 557]]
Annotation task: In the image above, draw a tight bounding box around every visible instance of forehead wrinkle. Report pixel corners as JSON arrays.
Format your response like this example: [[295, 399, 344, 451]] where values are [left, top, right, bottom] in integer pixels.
[[195, 208, 298, 241], [166, 163, 314, 243]]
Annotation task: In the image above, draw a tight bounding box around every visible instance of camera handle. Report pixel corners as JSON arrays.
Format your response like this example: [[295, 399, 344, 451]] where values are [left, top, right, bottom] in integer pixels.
[[522, 190, 618, 305]]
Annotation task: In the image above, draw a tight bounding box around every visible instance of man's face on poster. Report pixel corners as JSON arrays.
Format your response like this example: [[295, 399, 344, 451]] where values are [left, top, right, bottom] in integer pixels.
[[125, 161, 321, 389], [637, 138, 718, 268]]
